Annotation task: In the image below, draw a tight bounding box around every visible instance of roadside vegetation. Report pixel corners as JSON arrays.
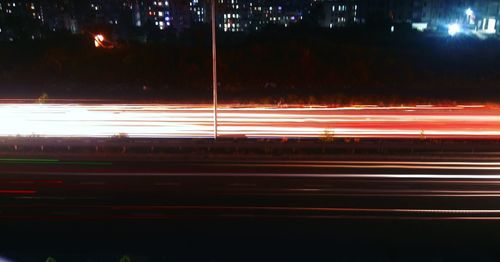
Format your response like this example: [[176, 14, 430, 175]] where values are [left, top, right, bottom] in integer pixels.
[[1, 26, 499, 104]]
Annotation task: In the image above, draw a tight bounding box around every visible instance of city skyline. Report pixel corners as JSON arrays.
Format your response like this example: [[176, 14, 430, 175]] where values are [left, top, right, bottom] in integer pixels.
[[0, 0, 499, 41]]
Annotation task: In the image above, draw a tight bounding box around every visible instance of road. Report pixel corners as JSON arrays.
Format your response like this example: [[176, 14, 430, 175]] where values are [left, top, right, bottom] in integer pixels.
[[1, 103, 500, 138], [3, 157, 500, 220], [3, 157, 500, 260]]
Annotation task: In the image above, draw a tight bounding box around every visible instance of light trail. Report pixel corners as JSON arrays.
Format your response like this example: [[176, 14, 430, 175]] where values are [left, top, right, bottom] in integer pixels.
[[1, 103, 500, 138], [10, 171, 500, 180]]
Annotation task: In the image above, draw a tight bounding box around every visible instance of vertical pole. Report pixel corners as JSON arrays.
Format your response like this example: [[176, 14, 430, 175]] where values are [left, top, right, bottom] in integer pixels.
[[211, 0, 218, 140]]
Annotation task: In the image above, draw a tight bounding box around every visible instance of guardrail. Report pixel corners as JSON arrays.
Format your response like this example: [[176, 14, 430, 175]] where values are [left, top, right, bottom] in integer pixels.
[[1, 137, 500, 157]]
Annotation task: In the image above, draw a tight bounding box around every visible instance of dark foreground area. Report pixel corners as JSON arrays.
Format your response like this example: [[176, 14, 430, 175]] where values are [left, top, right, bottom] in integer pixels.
[[3, 150, 500, 261], [5, 219, 500, 261]]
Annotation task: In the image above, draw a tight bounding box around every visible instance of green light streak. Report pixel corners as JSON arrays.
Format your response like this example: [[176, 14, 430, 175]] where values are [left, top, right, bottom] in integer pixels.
[[0, 158, 111, 165]]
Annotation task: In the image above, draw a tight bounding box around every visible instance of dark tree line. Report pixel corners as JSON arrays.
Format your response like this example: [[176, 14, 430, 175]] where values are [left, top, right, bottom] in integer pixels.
[[0, 26, 499, 104]]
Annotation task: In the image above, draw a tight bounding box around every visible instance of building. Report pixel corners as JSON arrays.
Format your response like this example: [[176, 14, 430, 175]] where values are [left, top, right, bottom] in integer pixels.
[[0, 0, 45, 40], [189, 0, 207, 23], [250, 0, 303, 29], [0, 0, 44, 21], [316, 0, 360, 28], [170, 0, 190, 31], [409, 0, 499, 35], [40, 0, 78, 33], [471, 0, 499, 35], [217, 0, 304, 32], [217, 0, 249, 32], [133, 0, 193, 32], [130, 0, 172, 31], [1, 0, 498, 40]]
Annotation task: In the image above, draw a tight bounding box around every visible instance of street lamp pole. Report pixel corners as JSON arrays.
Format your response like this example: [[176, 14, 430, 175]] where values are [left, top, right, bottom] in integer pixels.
[[211, 0, 218, 140]]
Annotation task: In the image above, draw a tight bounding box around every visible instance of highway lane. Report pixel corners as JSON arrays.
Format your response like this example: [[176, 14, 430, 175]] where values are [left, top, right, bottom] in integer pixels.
[[2, 103, 500, 138], [4, 158, 500, 260], [3, 159, 500, 220]]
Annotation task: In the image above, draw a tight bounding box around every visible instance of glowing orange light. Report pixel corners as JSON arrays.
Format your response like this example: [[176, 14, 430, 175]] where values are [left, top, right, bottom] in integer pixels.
[[94, 34, 105, 48]]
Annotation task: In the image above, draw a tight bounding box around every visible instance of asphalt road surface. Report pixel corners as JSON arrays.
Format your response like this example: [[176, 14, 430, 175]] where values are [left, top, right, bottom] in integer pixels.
[[4, 158, 500, 220], [2, 103, 500, 138], [4, 156, 500, 260]]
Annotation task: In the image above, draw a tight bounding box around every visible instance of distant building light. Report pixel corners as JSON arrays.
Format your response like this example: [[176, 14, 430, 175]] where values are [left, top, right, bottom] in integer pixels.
[[484, 18, 497, 34], [412, 22, 428, 32], [390, 25, 394, 32]]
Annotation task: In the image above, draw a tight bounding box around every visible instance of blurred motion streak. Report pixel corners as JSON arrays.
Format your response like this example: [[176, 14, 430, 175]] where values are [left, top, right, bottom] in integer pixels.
[[0, 103, 500, 138], [0, 189, 36, 194]]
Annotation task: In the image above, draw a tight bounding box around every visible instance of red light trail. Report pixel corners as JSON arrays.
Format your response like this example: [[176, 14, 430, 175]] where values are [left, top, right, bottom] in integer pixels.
[[0, 103, 499, 139]]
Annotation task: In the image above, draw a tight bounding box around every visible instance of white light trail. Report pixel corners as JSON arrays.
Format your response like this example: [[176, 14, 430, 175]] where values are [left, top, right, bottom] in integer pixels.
[[1, 104, 500, 139]]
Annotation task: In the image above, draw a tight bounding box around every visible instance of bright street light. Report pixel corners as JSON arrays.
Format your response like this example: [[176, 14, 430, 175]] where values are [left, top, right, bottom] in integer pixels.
[[94, 34, 105, 47], [465, 8, 473, 17], [94, 34, 114, 48], [448, 23, 461, 36]]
